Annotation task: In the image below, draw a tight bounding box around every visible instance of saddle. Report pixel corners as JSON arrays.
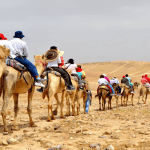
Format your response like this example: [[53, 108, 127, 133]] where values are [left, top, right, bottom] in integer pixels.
[[71, 75, 78, 82], [120, 83, 130, 89], [142, 84, 149, 89], [98, 84, 109, 91], [6, 58, 27, 72]]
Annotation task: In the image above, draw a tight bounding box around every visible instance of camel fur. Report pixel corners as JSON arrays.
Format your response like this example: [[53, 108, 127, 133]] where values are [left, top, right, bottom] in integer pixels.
[[120, 82, 139, 106], [2, 56, 37, 133]]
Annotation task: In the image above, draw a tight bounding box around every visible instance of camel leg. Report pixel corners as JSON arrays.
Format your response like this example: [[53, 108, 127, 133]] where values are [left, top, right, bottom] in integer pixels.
[[131, 94, 134, 106], [60, 91, 66, 118], [53, 94, 60, 116], [144, 94, 147, 104], [83, 95, 86, 114], [27, 87, 37, 127], [65, 93, 71, 116], [110, 97, 112, 109], [108, 98, 110, 110], [47, 94, 52, 122], [1, 77, 14, 133], [116, 96, 118, 108], [138, 95, 140, 104], [71, 93, 76, 116], [99, 96, 101, 110], [121, 96, 123, 106], [126, 95, 128, 106], [11, 93, 20, 130], [103, 98, 106, 111]]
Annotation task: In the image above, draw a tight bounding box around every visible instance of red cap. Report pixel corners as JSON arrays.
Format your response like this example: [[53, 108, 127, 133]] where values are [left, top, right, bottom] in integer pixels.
[[142, 75, 144, 78], [0, 33, 7, 40], [122, 75, 125, 78], [145, 74, 147, 77]]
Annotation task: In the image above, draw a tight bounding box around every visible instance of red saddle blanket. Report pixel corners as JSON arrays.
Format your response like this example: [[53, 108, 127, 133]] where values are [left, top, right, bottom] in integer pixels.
[[97, 85, 112, 94]]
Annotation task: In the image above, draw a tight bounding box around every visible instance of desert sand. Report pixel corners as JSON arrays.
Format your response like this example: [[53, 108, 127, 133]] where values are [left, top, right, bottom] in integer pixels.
[[0, 61, 150, 150]]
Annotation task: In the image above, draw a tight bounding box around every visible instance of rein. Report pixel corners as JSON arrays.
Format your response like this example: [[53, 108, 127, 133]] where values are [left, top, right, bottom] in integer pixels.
[[36, 61, 47, 68]]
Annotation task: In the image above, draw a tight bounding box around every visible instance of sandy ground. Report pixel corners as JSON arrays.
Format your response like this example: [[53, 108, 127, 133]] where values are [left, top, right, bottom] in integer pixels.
[[0, 61, 150, 150]]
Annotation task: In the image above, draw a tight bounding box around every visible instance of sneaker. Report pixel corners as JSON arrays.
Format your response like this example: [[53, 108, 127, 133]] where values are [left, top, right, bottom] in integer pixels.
[[110, 93, 116, 96], [34, 82, 45, 87], [79, 87, 84, 91], [37, 88, 43, 93], [117, 94, 122, 96], [81, 80, 86, 84], [66, 85, 75, 91], [36, 77, 47, 83], [131, 91, 136, 93]]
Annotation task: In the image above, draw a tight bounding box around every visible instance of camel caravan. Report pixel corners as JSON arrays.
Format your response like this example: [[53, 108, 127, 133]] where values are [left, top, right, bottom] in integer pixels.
[[0, 31, 149, 134]]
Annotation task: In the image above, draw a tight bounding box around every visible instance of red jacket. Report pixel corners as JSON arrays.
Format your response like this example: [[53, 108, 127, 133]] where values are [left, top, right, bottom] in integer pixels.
[[59, 56, 64, 68], [145, 74, 150, 84]]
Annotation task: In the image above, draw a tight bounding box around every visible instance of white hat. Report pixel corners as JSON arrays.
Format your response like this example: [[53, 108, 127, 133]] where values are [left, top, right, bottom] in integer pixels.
[[58, 49, 64, 56], [103, 74, 107, 77]]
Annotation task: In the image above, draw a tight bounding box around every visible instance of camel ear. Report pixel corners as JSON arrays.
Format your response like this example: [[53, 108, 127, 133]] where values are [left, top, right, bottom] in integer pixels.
[[42, 55, 44, 59]]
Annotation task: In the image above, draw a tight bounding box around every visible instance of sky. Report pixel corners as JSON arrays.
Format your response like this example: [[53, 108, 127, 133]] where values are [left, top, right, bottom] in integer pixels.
[[1, 0, 150, 63]]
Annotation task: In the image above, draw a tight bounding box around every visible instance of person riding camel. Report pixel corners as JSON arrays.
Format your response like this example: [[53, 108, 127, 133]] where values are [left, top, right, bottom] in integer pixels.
[[97, 74, 115, 96], [65, 58, 84, 90], [10, 31, 46, 87], [144, 74, 150, 84], [121, 75, 135, 93], [77, 65, 86, 79], [110, 76, 121, 93], [125, 74, 133, 89], [44, 46, 75, 91], [141, 75, 148, 85], [58, 50, 64, 68], [103, 74, 116, 95]]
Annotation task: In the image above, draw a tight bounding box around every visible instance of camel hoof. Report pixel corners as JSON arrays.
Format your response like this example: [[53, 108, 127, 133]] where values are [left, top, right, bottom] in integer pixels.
[[53, 109, 57, 116], [47, 118, 52, 122], [30, 124, 37, 127], [72, 113, 76, 116], [11, 126, 20, 131], [60, 116, 66, 119], [51, 116, 55, 120]]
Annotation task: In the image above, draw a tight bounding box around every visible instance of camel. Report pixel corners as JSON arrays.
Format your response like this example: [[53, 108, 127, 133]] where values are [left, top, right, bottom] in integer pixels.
[[2, 57, 37, 133], [120, 82, 139, 107], [138, 84, 149, 104], [96, 86, 112, 111], [34, 55, 79, 121], [112, 83, 120, 108], [75, 88, 92, 115]]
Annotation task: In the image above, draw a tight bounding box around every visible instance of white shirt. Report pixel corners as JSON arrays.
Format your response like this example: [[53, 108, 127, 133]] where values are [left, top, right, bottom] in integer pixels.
[[65, 63, 77, 74], [10, 38, 29, 58], [0, 40, 16, 58], [98, 78, 108, 85], [114, 78, 119, 84], [47, 56, 61, 67]]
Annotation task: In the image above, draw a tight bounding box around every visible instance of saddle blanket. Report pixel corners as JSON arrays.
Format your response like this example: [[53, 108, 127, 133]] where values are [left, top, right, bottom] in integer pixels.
[[97, 85, 112, 93], [6, 58, 27, 71]]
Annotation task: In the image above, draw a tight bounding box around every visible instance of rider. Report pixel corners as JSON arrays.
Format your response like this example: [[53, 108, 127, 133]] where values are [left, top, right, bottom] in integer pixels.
[[125, 74, 133, 89], [45, 46, 75, 91], [141, 75, 148, 85], [3, 31, 45, 87], [65, 58, 83, 90], [103, 74, 116, 95], [144, 74, 150, 84], [77, 65, 86, 79]]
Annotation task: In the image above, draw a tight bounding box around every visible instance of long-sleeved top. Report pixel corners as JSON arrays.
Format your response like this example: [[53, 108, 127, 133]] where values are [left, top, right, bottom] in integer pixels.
[[98, 78, 108, 85], [141, 78, 148, 85], [104, 77, 110, 83], [0, 40, 16, 58], [10, 38, 29, 58]]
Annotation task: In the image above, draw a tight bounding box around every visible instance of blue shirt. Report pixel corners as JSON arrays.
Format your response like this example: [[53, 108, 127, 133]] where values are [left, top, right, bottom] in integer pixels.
[[77, 72, 82, 79]]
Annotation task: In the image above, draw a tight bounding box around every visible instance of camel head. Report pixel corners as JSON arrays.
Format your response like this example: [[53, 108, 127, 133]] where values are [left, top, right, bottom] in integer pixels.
[[0, 45, 10, 59], [34, 55, 47, 76], [133, 82, 140, 90]]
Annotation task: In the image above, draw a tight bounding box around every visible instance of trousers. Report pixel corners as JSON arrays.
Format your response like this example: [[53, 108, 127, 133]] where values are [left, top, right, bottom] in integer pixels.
[[108, 83, 115, 94], [15, 57, 39, 80], [50, 67, 72, 86]]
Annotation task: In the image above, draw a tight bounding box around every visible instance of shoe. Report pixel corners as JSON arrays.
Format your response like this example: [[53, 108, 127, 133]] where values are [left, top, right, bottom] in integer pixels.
[[34, 82, 45, 87], [117, 94, 122, 96], [66, 85, 75, 91], [86, 90, 91, 94], [37, 88, 43, 93], [79, 87, 84, 90], [131, 91, 136, 93], [36, 77, 47, 82], [110, 93, 116, 96]]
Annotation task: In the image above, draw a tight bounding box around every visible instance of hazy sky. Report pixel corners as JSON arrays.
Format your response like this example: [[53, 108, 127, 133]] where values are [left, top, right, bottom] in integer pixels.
[[1, 0, 150, 63]]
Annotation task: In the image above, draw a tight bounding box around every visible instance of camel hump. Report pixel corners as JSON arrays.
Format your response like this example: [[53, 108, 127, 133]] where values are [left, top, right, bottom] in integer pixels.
[[6, 58, 27, 71]]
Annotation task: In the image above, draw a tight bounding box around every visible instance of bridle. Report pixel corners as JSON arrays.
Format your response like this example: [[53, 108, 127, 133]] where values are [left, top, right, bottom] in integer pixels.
[[36, 61, 47, 68]]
